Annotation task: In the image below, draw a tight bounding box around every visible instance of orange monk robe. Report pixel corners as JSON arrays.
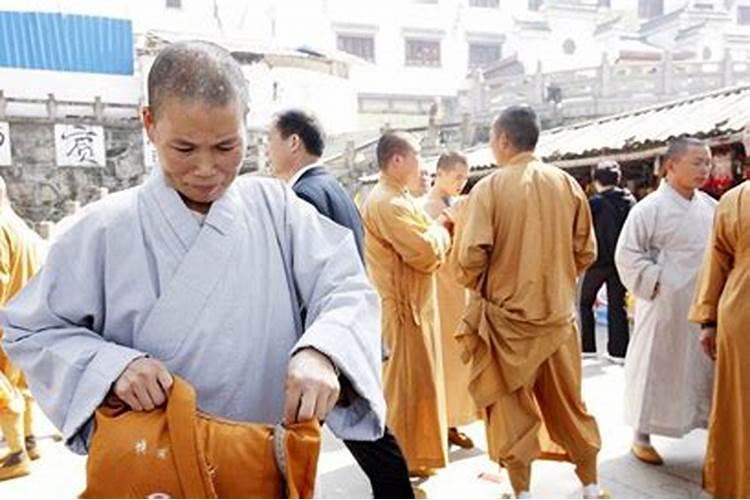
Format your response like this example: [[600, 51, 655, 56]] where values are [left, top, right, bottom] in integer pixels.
[[449, 153, 601, 493], [689, 182, 750, 499], [0, 210, 42, 453], [82, 377, 321, 499], [362, 175, 451, 470], [422, 191, 479, 428]]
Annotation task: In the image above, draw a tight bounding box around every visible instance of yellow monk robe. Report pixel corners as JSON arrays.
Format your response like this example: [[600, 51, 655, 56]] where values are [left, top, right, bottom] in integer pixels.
[[82, 377, 321, 499], [422, 191, 478, 428], [0, 209, 42, 458], [689, 181, 750, 499], [449, 153, 602, 494], [362, 175, 451, 470]]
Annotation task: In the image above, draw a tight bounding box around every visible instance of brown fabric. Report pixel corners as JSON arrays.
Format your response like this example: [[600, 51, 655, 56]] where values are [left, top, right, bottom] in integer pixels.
[[450, 153, 600, 478], [484, 333, 600, 483], [81, 377, 321, 499], [362, 175, 450, 470], [422, 191, 478, 427], [689, 182, 750, 498]]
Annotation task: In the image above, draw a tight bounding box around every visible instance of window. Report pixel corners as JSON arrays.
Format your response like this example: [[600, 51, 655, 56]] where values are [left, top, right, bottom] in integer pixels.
[[337, 35, 375, 62], [405, 39, 441, 67], [413, 0, 438, 3], [470, 0, 500, 7], [469, 42, 502, 68], [166, 0, 182, 8], [739, 6, 750, 25], [598, 0, 611, 6], [638, 0, 664, 18], [528, 0, 543, 11]]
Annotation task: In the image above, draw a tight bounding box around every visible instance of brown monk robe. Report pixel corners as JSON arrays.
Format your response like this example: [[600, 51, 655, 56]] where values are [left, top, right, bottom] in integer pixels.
[[0, 185, 43, 481], [689, 181, 750, 498], [362, 131, 451, 475], [82, 377, 321, 499], [422, 157, 479, 449], [449, 107, 603, 498]]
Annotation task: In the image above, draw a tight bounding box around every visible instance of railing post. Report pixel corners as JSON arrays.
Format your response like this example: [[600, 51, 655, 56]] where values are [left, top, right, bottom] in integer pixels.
[[599, 52, 612, 98], [661, 51, 674, 95], [46, 93, 57, 121], [0, 90, 6, 120], [533, 60, 545, 105], [93, 96, 105, 122], [722, 48, 734, 88]]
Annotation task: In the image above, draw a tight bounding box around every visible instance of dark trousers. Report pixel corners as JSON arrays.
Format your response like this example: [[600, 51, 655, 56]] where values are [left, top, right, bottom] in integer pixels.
[[579, 265, 630, 358], [344, 427, 414, 499]]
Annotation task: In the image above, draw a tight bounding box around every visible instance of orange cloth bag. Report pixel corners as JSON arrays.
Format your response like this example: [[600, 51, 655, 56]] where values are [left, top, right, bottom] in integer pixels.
[[81, 377, 321, 499]]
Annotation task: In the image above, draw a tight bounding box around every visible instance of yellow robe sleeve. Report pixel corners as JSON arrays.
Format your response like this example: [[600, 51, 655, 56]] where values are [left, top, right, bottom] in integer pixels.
[[378, 197, 450, 274], [572, 179, 597, 275], [689, 187, 738, 324], [451, 180, 494, 291]]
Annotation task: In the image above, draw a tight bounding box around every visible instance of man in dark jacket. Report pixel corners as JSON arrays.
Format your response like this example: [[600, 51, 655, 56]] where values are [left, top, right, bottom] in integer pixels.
[[579, 160, 636, 364], [268, 109, 413, 499]]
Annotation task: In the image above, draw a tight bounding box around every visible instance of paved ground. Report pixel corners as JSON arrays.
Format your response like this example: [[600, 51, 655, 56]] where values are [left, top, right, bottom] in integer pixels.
[[1, 328, 709, 499]]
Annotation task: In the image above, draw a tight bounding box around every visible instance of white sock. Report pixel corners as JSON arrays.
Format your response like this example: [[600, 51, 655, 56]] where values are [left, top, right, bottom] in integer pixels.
[[517, 491, 532, 499], [582, 483, 600, 498]]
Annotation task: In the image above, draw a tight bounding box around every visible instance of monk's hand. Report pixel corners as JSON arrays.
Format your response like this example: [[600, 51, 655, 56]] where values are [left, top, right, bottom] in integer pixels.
[[699, 327, 717, 361], [112, 357, 174, 412], [284, 348, 340, 424]]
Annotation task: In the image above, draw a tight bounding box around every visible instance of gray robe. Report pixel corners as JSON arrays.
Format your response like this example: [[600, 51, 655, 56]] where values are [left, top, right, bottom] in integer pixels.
[[615, 181, 715, 437], [0, 170, 385, 454]]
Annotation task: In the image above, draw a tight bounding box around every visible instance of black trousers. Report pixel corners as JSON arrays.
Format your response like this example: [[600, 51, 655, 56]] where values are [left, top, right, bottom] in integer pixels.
[[343, 427, 414, 499], [579, 265, 630, 358]]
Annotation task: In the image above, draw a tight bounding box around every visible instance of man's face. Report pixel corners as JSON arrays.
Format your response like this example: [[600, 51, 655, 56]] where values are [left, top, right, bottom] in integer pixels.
[[437, 162, 469, 196], [666, 145, 712, 192], [144, 98, 246, 209], [267, 123, 295, 177], [409, 167, 430, 197]]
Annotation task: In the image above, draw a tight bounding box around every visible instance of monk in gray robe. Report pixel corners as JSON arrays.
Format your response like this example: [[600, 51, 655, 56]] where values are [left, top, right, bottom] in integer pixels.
[[0, 41, 385, 476]]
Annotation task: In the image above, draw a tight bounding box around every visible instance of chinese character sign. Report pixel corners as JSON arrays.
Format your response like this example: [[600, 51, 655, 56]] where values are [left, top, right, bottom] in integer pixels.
[[54, 124, 106, 167], [0, 122, 10, 166]]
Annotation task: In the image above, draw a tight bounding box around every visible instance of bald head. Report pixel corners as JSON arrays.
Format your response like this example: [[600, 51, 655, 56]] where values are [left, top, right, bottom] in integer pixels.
[[376, 131, 420, 170], [147, 40, 249, 120]]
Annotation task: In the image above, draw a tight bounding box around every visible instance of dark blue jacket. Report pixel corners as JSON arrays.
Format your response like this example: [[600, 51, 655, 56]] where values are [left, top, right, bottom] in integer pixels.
[[292, 166, 365, 261]]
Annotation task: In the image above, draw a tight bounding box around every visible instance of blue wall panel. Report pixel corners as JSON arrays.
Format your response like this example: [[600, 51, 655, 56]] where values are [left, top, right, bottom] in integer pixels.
[[0, 11, 134, 75]]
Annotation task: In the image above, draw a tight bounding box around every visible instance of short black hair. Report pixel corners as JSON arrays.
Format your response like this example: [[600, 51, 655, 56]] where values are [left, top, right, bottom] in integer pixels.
[[592, 160, 621, 186], [493, 105, 541, 152], [664, 136, 708, 162], [273, 109, 325, 157], [376, 131, 419, 170], [147, 40, 249, 119], [436, 151, 468, 172]]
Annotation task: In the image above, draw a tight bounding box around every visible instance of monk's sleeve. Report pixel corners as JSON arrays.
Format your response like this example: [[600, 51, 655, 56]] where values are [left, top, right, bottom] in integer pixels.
[[614, 204, 661, 300], [378, 199, 450, 274], [0, 225, 145, 454], [451, 181, 493, 290], [283, 188, 386, 441], [573, 182, 597, 274], [689, 192, 737, 324]]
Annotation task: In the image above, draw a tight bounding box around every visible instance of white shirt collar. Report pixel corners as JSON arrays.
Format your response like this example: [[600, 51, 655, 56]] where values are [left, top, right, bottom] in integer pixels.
[[287, 161, 324, 187]]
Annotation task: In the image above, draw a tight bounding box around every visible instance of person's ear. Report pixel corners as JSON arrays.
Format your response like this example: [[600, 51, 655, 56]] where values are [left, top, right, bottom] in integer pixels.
[[142, 106, 157, 144]]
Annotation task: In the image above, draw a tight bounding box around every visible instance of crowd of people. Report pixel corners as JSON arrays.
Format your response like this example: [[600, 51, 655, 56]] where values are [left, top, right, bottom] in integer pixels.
[[0, 40, 748, 499]]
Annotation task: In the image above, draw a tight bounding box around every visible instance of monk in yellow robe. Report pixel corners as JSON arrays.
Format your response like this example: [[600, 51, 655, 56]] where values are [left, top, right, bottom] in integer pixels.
[[422, 151, 478, 449], [0, 175, 43, 481], [450, 106, 605, 499], [689, 180, 750, 498], [362, 131, 451, 477]]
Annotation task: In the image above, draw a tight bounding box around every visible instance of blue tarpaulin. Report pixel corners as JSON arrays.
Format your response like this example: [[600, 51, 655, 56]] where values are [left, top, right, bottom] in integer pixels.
[[0, 11, 134, 75]]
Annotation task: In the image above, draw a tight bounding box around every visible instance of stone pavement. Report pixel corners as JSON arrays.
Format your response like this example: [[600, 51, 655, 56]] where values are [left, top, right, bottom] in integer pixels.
[[0, 332, 710, 499]]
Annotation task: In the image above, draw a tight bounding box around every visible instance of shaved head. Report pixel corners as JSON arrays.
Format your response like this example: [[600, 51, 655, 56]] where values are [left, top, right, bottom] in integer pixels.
[[147, 40, 249, 120]]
